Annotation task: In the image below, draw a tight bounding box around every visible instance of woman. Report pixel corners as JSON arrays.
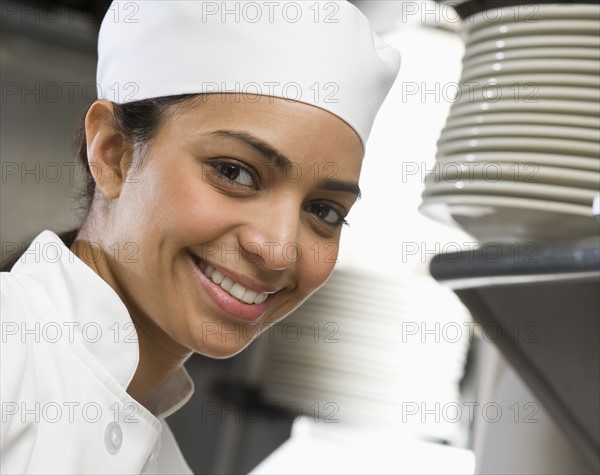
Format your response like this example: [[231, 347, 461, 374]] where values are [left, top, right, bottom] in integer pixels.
[[0, 1, 400, 473]]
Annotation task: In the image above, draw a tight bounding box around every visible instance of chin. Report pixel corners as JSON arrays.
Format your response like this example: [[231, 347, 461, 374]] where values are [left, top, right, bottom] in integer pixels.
[[188, 327, 258, 359], [194, 341, 254, 360], [183, 301, 298, 359]]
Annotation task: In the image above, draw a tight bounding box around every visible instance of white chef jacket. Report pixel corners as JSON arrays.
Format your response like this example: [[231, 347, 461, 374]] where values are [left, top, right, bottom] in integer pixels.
[[0, 230, 195, 474]]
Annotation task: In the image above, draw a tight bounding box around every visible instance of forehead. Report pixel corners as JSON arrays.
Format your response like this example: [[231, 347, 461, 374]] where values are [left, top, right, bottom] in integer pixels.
[[160, 94, 364, 172]]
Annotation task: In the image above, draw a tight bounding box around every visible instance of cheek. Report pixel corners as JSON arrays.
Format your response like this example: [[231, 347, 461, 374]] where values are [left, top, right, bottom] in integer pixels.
[[126, 165, 232, 247], [295, 239, 339, 297], [166, 186, 236, 247]]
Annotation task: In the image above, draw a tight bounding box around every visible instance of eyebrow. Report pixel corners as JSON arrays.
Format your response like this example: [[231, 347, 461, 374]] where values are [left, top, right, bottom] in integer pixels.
[[207, 129, 362, 199], [209, 129, 291, 169], [319, 179, 362, 199]]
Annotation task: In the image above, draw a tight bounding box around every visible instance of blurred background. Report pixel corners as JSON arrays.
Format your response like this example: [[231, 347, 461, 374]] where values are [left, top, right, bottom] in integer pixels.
[[1, 1, 598, 474]]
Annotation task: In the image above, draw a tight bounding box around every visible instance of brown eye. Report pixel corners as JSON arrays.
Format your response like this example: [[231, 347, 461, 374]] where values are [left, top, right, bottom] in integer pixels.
[[212, 162, 256, 188], [306, 203, 347, 227], [220, 164, 241, 180]]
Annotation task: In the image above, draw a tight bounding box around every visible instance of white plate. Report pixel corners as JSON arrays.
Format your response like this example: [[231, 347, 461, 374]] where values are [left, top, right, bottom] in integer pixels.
[[261, 360, 425, 390], [437, 136, 600, 158], [456, 72, 600, 89], [466, 20, 600, 45], [463, 35, 600, 61], [461, 58, 600, 82], [263, 349, 445, 380], [265, 320, 448, 349], [262, 359, 455, 384], [264, 347, 418, 377], [452, 85, 600, 106], [449, 98, 600, 119], [438, 123, 600, 144], [423, 180, 597, 205], [425, 161, 600, 189], [419, 194, 598, 243], [463, 46, 600, 69], [436, 151, 600, 172], [443, 112, 600, 131], [462, 4, 600, 34], [259, 381, 449, 406]]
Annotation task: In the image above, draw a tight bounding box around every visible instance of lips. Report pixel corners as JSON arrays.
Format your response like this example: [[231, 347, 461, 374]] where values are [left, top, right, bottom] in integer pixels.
[[189, 252, 276, 321], [198, 261, 269, 304]]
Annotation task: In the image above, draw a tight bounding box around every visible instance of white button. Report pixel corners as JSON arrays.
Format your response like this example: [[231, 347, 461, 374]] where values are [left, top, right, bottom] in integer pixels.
[[104, 422, 123, 454]]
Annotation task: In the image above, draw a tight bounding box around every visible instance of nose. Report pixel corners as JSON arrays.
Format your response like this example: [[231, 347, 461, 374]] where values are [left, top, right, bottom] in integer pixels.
[[238, 198, 301, 271]]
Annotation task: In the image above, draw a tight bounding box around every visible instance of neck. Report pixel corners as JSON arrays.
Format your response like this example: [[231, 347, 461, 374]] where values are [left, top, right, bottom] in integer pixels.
[[70, 225, 192, 414], [125, 310, 193, 411]]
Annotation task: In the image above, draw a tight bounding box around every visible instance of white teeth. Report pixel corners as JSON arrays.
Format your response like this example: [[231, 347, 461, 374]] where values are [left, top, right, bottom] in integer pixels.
[[196, 256, 271, 305], [204, 265, 215, 277], [211, 270, 225, 285], [241, 290, 258, 304], [253, 293, 268, 304], [220, 277, 234, 291], [229, 283, 246, 300]]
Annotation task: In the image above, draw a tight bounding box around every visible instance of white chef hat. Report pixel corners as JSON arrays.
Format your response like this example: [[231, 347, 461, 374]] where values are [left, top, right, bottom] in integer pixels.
[[97, 1, 400, 146]]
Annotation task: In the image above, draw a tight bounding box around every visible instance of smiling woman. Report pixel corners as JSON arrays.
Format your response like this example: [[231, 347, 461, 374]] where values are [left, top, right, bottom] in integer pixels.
[[76, 94, 364, 363], [0, 1, 399, 473]]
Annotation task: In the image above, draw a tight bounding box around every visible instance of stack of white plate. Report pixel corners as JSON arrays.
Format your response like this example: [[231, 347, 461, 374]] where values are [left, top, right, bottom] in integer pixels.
[[420, 3, 600, 243], [252, 269, 472, 445]]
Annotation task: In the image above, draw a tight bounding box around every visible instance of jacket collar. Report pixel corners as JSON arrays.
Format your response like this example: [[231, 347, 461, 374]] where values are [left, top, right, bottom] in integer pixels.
[[12, 230, 194, 419]]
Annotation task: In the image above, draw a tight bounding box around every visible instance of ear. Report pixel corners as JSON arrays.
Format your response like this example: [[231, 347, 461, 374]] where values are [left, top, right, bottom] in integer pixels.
[[85, 100, 133, 199]]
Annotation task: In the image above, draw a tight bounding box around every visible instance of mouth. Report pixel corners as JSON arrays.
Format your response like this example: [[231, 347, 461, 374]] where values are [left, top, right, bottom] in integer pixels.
[[198, 260, 270, 304], [188, 252, 277, 321]]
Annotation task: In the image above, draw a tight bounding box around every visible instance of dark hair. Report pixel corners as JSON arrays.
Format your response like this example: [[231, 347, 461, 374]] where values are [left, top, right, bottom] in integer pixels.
[[1, 94, 200, 272]]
